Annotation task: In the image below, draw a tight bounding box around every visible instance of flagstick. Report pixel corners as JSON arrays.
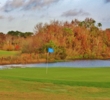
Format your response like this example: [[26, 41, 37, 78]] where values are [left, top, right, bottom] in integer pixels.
[[46, 48, 54, 74], [46, 52, 49, 74]]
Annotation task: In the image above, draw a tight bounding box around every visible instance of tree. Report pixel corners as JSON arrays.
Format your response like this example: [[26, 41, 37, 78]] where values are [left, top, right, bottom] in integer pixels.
[[24, 32, 33, 37], [97, 23, 102, 29], [0, 32, 6, 49]]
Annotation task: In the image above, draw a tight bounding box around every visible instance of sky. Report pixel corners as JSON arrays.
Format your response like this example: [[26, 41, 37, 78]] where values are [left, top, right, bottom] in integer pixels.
[[0, 0, 110, 33]]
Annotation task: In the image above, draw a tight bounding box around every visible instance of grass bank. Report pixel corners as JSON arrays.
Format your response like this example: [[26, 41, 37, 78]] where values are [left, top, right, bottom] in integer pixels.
[[0, 50, 20, 57], [0, 67, 110, 100]]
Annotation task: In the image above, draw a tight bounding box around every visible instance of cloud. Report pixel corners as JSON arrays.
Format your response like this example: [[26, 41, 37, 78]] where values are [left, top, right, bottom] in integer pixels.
[[23, 0, 60, 10], [102, 16, 110, 22], [61, 9, 90, 17], [0, 15, 5, 19], [0, 15, 14, 21], [1, 0, 25, 12], [1, 0, 60, 12], [8, 16, 15, 21], [105, 0, 110, 3]]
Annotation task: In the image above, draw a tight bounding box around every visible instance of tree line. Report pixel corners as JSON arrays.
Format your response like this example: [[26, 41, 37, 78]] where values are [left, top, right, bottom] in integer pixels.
[[0, 31, 33, 50], [0, 18, 110, 61]]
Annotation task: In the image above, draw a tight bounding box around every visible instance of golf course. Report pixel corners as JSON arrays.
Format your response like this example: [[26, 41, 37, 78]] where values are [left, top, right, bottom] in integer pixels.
[[0, 50, 19, 57], [0, 0, 110, 99], [0, 67, 110, 100]]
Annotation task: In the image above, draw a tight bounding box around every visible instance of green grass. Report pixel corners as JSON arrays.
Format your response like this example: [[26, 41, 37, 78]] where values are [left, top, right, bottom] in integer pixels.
[[0, 67, 110, 100], [0, 50, 19, 57], [0, 67, 110, 87]]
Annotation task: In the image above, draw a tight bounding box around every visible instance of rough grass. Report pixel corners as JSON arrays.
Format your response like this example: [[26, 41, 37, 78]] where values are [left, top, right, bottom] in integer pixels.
[[0, 50, 20, 57], [0, 67, 110, 100]]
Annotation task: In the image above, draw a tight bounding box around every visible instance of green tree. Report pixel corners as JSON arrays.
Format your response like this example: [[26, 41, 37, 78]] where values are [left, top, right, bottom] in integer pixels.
[[97, 23, 102, 29]]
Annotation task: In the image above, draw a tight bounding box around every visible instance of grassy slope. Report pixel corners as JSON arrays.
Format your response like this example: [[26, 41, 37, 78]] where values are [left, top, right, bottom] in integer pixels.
[[0, 67, 110, 100], [0, 50, 19, 57]]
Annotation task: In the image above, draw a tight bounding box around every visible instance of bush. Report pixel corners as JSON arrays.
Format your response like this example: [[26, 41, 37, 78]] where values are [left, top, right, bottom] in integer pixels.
[[55, 46, 67, 60]]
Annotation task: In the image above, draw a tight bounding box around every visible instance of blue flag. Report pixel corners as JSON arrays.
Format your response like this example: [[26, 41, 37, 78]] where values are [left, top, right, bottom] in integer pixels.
[[48, 48, 54, 53]]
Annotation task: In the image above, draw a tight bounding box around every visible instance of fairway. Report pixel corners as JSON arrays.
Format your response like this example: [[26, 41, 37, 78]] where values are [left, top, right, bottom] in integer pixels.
[[0, 67, 110, 100], [0, 50, 19, 57]]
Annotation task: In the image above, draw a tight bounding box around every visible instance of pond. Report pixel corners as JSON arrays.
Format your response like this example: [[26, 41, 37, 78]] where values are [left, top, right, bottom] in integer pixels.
[[0, 60, 110, 69]]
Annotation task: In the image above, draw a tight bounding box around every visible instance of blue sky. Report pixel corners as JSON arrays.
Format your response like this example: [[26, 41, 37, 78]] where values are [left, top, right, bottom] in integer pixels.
[[0, 0, 110, 33]]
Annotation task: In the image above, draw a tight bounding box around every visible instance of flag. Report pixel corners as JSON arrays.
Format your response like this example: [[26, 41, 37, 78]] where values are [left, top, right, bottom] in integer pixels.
[[48, 48, 54, 53]]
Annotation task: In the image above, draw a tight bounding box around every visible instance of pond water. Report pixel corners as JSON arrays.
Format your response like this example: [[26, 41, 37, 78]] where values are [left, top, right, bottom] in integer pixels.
[[0, 60, 110, 69]]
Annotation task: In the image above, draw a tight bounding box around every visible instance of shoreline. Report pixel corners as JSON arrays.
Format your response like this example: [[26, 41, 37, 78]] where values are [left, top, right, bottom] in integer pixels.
[[0, 58, 110, 66]]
